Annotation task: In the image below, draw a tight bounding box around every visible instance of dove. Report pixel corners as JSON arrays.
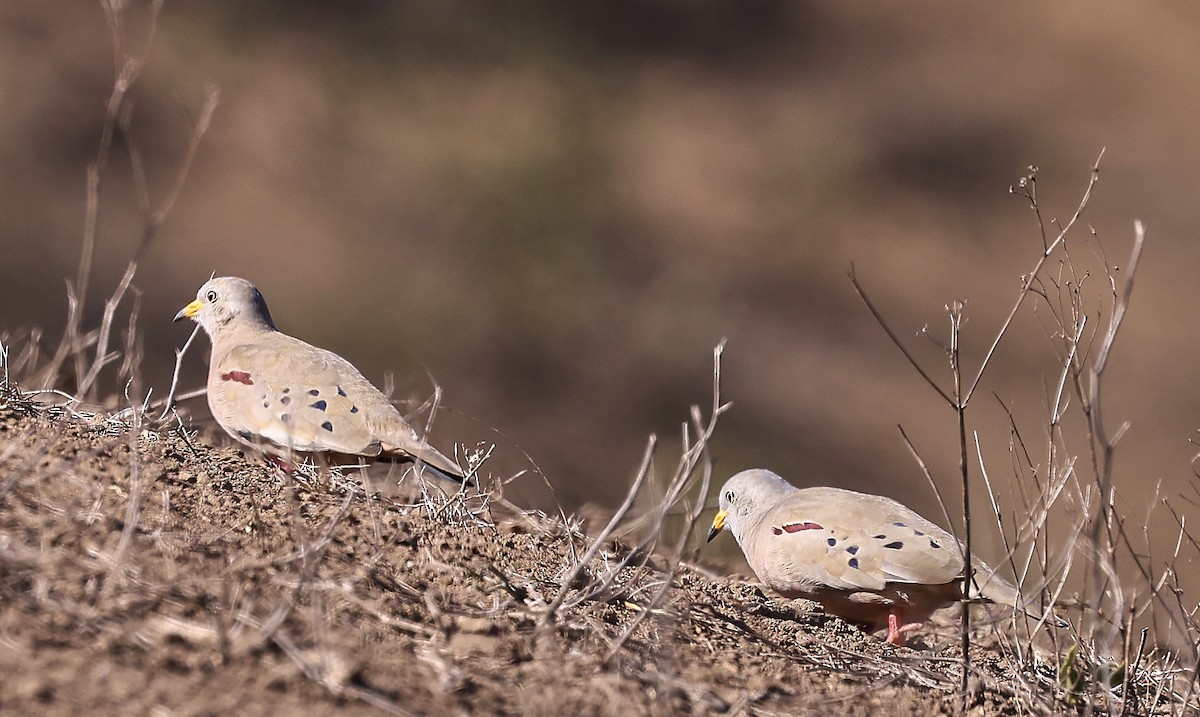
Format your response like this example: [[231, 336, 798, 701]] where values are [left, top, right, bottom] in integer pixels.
[[707, 469, 1056, 645], [174, 276, 465, 482]]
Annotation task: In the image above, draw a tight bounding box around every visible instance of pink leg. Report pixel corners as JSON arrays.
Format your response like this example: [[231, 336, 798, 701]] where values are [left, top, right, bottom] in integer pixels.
[[266, 454, 295, 473], [885, 613, 924, 646]]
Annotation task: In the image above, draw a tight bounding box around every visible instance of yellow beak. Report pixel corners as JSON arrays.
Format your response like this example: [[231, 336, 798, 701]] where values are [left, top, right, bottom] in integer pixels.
[[706, 509, 727, 543], [174, 299, 203, 322]]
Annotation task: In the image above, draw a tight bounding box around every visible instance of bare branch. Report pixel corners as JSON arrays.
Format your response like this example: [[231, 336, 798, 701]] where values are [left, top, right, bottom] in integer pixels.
[[965, 149, 1105, 403], [848, 265, 955, 406]]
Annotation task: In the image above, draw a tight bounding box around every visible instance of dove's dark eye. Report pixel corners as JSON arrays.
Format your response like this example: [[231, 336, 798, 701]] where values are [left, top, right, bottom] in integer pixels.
[[725, 491, 736, 503], [206, 290, 218, 302]]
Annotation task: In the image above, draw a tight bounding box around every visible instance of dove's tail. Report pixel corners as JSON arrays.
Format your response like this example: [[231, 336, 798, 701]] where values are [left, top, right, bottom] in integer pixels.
[[968, 565, 1070, 629], [380, 441, 470, 485], [410, 458, 468, 485]]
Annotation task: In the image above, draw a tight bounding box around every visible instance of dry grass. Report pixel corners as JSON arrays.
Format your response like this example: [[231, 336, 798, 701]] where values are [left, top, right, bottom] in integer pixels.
[[847, 156, 1200, 714]]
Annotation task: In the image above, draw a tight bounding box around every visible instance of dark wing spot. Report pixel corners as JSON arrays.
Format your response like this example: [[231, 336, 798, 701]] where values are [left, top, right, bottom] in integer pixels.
[[220, 370, 254, 385], [321, 421, 334, 432], [848, 558, 859, 570], [308, 389, 320, 396], [873, 534, 887, 539], [282, 387, 290, 394], [846, 545, 859, 555], [772, 526, 782, 535], [929, 540, 941, 550], [913, 530, 925, 536], [281, 413, 292, 423], [826, 537, 837, 546], [884, 541, 904, 550], [281, 396, 291, 405], [310, 400, 327, 411], [350, 406, 359, 414], [893, 522, 907, 527], [337, 386, 347, 397], [262, 401, 269, 408]]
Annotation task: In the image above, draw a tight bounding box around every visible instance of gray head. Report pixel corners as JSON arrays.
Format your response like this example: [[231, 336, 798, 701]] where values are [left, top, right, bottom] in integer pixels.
[[174, 276, 276, 341], [707, 469, 797, 544]]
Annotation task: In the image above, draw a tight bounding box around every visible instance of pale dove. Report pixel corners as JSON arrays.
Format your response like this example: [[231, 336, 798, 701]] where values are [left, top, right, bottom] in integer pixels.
[[707, 469, 1054, 645], [174, 276, 465, 482]]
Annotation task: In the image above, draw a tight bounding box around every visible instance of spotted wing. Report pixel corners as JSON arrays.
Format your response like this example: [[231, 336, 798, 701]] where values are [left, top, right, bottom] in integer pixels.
[[209, 335, 396, 456], [756, 488, 964, 593]]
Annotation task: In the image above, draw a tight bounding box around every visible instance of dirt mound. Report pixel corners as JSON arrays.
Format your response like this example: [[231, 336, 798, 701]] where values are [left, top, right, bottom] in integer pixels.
[[0, 387, 1166, 716]]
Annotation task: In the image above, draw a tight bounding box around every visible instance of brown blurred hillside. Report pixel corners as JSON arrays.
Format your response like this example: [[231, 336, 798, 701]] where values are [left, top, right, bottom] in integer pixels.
[[1, 0, 1198, 585]]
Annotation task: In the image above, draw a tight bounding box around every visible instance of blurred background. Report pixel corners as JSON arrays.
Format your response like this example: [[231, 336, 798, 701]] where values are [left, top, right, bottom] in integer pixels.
[[1, 2, 1198, 590]]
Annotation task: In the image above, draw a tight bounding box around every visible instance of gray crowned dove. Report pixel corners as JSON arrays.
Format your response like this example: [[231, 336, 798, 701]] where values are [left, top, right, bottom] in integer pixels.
[[707, 469, 1056, 645], [174, 276, 465, 482]]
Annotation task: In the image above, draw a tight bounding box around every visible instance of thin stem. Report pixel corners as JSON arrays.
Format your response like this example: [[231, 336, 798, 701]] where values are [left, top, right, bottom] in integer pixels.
[[965, 149, 1105, 404], [848, 265, 954, 407]]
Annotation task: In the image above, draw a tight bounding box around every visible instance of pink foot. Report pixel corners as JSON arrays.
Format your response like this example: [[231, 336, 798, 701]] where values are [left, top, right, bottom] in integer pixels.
[[885, 613, 924, 646], [266, 454, 295, 473]]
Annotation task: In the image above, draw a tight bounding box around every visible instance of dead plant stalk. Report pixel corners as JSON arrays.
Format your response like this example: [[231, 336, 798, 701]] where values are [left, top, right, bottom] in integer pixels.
[[848, 152, 1105, 709]]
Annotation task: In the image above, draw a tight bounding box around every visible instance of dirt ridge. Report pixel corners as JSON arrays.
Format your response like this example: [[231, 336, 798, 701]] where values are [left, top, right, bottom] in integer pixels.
[[0, 389, 1154, 716]]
